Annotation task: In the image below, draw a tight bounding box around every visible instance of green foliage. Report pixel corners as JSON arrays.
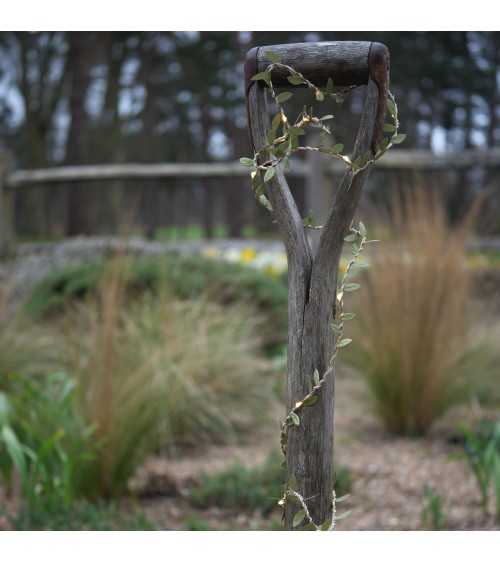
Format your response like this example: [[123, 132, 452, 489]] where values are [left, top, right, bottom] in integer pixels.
[[0, 372, 98, 522], [4, 500, 155, 531], [188, 451, 352, 521], [421, 483, 448, 530], [22, 254, 288, 353], [0, 373, 96, 495], [459, 418, 500, 520], [188, 452, 284, 516]]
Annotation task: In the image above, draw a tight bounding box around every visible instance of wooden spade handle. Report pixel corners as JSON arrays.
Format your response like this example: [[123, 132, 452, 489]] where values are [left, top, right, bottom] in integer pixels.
[[245, 41, 388, 89]]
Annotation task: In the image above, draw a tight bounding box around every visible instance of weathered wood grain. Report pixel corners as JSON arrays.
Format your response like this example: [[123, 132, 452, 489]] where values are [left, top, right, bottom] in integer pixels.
[[246, 41, 385, 530], [256, 42, 373, 87]]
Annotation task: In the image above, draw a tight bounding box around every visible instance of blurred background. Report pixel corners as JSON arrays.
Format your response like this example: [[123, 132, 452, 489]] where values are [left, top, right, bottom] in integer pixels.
[[0, 31, 499, 243], [0, 31, 499, 532]]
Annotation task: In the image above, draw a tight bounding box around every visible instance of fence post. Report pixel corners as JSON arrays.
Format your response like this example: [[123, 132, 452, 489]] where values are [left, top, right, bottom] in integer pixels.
[[0, 150, 14, 256]]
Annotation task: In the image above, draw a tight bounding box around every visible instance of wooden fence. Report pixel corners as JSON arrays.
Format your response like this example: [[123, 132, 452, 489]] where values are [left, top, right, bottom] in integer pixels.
[[1, 147, 500, 254]]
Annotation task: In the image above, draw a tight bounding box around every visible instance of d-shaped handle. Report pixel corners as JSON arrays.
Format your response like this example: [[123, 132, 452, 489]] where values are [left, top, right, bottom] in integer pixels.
[[245, 41, 390, 154], [245, 41, 388, 89]]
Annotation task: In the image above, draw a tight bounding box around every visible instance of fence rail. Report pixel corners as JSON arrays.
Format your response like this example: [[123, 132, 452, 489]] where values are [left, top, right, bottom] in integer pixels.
[[1, 147, 500, 253]]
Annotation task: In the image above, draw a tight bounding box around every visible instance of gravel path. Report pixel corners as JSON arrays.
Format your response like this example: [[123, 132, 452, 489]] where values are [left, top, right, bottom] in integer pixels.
[[129, 373, 499, 531]]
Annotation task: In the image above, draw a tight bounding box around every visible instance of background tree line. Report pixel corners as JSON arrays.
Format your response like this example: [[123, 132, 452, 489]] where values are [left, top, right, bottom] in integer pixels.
[[0, 31, 499, 238]]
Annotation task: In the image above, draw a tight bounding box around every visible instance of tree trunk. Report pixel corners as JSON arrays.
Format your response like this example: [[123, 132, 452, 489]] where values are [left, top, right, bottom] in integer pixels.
[[66, 32, 93, 236]]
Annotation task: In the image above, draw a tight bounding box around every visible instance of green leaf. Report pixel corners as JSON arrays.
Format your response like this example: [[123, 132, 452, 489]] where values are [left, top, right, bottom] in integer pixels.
[[326, 77, 334, 95], [239, 157, 254, 167], [293, 509, 306, 527], [251, 71, 270, 85], [334, 94, 344, 105], [340, 313, 356, 321], [289, 126, 305, 136], [289, 475, 297, 490], [255, 183, 265, 197], [272, 141, 289, 158], [351, 243, 358, 255], [267, 129, 276, 144], [258, 194, 273, 211], [336, 493, 351, 503], [359, 221, 366, 237], [318, 146, 333, 154], [319, 130, 326, 143], [283, 156, 291, 172], [383, 123, 396, 132], [344, 283, 361, 292], [291, 135, 299, 150], [290, 412, 300, 426], [1, 426, 29, 487], [287, 75, 304, 85], [264, 50, 281, 64], [360, 151, 372, 167], [392, 133, 407, 144], [351, 261, 369, 268], [313, 368, 320, 385], [303, 396, 318, 406], [331, 143, 344, 154], [264, 166, 276, 183], [271, 112, 282, 132], [387, 97, 396, 115], [307, 376, 313, 394], [379, 137, 390, 152], [316, 90, 324, 101], [344, 233, 358, 242], [321, 518, 332, 531], [330, 324, 340, 335], [337, 338, 352, 348], [276, 91, 293, 103], [353, 156, 362, 169], [335, 510, 352, 521], [298, 523, 316, 531], [319, 114, 334, 121]]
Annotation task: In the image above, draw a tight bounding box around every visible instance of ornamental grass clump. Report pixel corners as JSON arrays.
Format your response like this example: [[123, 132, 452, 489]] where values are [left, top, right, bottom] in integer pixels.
[[58, 257, 275, 499], [347, 187, 494, 436]]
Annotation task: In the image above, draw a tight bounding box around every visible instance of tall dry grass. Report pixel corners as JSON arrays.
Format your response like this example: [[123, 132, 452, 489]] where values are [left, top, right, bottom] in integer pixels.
[[58, 257, 275, 499], [346, 187, 496, 435], [0, 277, 60, 386]]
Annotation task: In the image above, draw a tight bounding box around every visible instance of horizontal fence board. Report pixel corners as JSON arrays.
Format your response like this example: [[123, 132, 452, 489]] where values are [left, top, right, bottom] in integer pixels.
[[6, 148, 500, 189]]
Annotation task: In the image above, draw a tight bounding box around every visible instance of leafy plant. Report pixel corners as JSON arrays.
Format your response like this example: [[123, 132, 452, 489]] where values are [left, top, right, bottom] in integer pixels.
[[0, 372, 98, 525], [421, 483, 447, 530], [346, 187, 494, 435], [459, 417, 500, 520], [5, 499, 155, 531]]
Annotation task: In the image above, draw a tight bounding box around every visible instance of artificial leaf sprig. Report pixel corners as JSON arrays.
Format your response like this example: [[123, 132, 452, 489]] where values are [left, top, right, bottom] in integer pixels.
[[240, 50, 405, 219]]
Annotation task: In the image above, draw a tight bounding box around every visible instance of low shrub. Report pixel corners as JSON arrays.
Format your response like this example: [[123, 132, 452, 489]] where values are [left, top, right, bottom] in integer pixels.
[[5, 499, 155, 531], [188, 450, 352, 519]]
